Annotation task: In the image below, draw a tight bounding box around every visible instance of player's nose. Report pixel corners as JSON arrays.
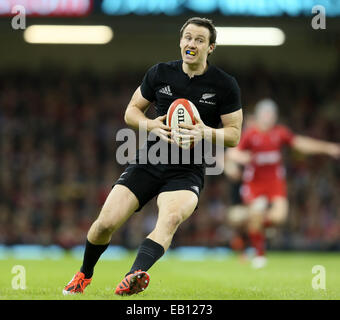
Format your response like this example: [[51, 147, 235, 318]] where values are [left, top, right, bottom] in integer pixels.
[[187, 39, 197, 48]]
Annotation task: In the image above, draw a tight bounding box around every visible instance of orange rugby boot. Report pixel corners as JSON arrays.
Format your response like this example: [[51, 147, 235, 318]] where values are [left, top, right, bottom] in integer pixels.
[[63, 271, 92, 295], [115, 270, 150, 296]]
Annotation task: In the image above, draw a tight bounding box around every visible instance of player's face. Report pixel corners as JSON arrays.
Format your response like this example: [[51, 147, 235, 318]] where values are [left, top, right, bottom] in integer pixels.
[[180, 24, 214, 66], [256, 109, 278, 130]]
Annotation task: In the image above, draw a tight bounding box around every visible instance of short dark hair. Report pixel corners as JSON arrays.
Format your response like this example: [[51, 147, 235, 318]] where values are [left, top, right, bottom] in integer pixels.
[[180, 17, 217, 45]]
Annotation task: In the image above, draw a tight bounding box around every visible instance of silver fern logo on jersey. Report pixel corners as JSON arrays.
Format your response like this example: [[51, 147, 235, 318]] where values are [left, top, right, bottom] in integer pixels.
[[199, 93, 216, 105], [201, 93, 215, 100]]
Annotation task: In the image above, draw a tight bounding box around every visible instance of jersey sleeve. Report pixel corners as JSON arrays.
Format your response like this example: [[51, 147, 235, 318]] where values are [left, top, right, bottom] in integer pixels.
[[140, 64, 159, 102], [218, 76, 242, 115], [237, 128, 252, 150], [278, 125, 295, 146]]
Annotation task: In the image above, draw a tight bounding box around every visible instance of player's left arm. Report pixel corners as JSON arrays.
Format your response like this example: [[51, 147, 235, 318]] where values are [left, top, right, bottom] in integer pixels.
[[177, 109, 243, 147], [202, 108, 243, 147], [292, 135, 340, 159], [211, 75, 243, 147], [217, 109, 243, 147]]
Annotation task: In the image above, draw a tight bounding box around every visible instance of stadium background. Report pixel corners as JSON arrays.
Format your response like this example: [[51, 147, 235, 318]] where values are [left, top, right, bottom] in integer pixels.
[[0, 0, 339, 255]]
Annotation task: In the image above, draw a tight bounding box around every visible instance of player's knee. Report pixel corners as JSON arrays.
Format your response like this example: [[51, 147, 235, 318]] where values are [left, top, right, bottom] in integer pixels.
[[248, 209, 264, 223], [168, 212, 182, 229], [227, 205, 249, 228], [247, 210, 264, 231], [163, 211, 183, 232], [270, 211, 287, 226], [268, 200, 288, 226], [95, 216, 117, 235]]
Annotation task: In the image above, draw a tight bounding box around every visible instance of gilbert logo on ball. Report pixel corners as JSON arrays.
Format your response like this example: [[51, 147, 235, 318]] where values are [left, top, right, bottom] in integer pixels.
[[166, 98, 200, 149]]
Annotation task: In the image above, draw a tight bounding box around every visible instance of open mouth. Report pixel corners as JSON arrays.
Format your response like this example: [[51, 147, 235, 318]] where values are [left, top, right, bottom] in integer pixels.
[[185, 50, 196, 57]]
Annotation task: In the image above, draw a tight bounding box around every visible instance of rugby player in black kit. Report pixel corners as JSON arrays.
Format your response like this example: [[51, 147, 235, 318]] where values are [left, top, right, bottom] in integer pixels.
[[63, 17, 243, 296]]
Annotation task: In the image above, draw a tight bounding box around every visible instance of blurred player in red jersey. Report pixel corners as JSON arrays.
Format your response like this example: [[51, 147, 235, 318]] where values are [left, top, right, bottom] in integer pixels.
[[224, 98, 340, 268]]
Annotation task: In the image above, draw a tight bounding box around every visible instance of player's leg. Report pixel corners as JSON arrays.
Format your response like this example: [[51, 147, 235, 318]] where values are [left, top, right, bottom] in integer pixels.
[[256, 196, 289, 265], [148, 189, 198, 250], [247, 185, 288, 269], [226, 181, 250, 257], [246, 196, 269, 268], [63, 185, 139, 295], [115, 190, 198, 295], [227, 180, 249, 229], [80, 184, 139, 275], [87, 184, 139, 245], [227, 204, 250, 263], [250, 197, 288, 269], [247, 195, 268, 234], [240, 183, 268, 265], [266, 196, 288, 226]]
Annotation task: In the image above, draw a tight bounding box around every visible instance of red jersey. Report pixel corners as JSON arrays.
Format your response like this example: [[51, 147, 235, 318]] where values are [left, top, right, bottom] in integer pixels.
[[238, 124, 295, 183]]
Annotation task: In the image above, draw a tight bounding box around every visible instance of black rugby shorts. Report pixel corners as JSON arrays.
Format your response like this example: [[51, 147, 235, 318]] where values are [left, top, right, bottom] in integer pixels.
[[113, 163, 204, 212]]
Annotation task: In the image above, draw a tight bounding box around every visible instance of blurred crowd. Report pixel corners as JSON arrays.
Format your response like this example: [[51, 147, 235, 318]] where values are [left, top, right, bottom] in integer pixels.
[[0, 61, 340, 251]]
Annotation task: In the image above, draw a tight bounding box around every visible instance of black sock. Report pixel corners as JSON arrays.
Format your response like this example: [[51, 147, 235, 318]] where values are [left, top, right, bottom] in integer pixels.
[[80, 239, 109, 279], [127, 238, 165, 276]]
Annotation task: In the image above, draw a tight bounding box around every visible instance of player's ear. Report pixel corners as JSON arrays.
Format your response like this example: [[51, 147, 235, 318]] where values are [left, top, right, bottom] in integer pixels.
[[208, 43, 216, 54]]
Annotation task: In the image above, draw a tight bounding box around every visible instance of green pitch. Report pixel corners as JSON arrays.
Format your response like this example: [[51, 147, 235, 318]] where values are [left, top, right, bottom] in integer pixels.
[[0, 252, 339, 300]]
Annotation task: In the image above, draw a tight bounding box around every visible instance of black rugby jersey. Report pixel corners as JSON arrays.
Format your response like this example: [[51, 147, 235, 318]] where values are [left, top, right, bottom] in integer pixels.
[[136, 59, 242, 170]]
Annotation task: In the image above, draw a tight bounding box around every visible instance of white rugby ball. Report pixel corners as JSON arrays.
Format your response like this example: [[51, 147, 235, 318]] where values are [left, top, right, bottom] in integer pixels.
[[166, 98, 200, 149]]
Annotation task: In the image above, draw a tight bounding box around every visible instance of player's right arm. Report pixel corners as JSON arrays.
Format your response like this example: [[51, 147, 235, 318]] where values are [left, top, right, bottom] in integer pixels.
[[226, 147, 252, 166], [276, 125, 340, 159], [291, 135, 340, 159], [223, 149, 244, 181], [124, 86, 173, 143], [225, 127, 252, 166]]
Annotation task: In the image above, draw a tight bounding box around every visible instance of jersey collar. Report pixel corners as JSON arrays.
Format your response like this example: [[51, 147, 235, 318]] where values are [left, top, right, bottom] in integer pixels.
[[179, 59, 211, 79]]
